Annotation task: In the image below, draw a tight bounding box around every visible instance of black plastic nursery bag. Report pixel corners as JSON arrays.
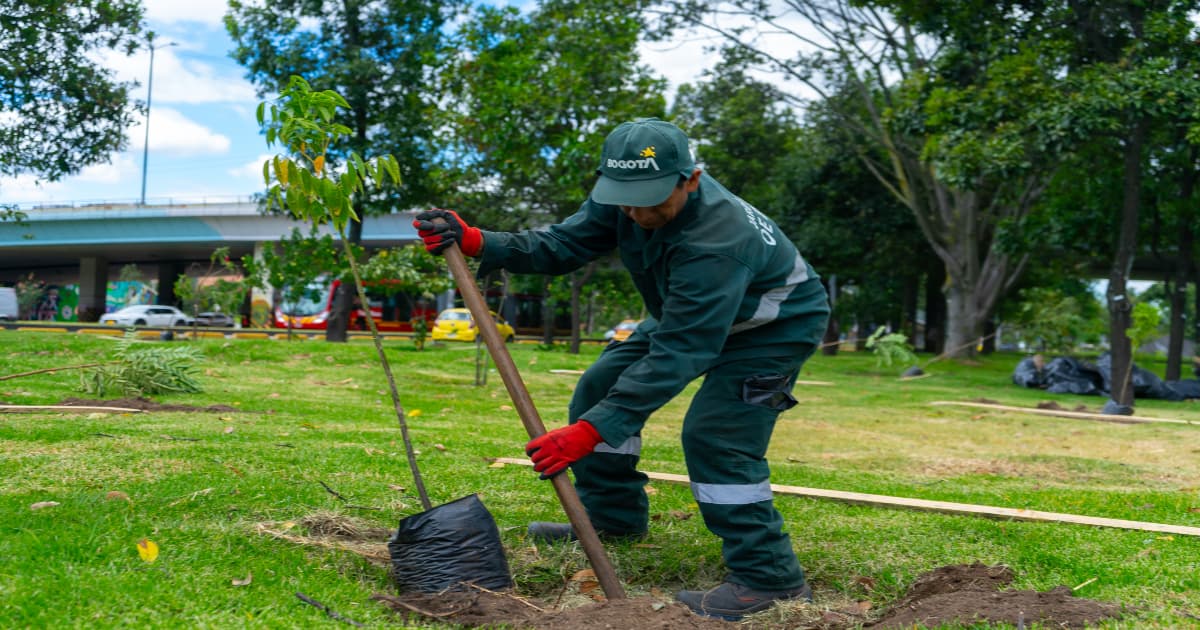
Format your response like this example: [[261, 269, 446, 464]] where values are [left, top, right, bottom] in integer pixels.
[[387, 493, 513, 592]]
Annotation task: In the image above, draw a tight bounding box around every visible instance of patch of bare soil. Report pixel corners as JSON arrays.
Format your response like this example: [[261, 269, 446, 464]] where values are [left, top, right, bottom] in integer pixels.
[[261, 516, 1127, 629], [58, 397, 237, 413], [868, 563, 1125, 629]]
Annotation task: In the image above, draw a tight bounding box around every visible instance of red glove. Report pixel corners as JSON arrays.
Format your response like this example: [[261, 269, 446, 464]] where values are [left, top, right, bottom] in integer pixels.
[[525, 421, 603, 479], [413, 208, 483, 256]]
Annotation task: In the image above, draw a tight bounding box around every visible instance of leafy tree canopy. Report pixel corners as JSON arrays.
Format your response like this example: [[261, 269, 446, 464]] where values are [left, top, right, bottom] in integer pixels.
[[226, 0, 463, 215], [1, 0, 145, 182]]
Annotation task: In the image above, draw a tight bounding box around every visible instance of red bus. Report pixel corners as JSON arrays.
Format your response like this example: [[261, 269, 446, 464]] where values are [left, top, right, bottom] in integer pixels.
[[273, 278, 437, 332]]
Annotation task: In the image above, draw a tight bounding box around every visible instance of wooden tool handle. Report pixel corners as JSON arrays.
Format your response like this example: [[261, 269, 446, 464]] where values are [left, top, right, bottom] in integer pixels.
[[439, 239, 626, 600]]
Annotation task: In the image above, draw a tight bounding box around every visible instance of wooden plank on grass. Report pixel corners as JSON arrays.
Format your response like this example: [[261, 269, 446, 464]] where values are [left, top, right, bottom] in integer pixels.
[[547, 370, 834, 386], [491, 457, 1200, 538], [930, 401, 1197, 426], [0, 405, 144, 414]]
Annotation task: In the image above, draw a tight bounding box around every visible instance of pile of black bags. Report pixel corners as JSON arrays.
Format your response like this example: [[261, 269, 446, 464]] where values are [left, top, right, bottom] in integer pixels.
[[1012, 353, 1200, 401]]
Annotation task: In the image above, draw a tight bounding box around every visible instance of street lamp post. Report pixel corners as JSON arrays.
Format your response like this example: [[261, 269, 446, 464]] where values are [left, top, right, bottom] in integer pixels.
[[140, 36, 176, 206]]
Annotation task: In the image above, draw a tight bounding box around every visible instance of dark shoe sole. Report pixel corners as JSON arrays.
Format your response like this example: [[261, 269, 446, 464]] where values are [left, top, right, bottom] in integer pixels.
[[678, 582, 812, 621]]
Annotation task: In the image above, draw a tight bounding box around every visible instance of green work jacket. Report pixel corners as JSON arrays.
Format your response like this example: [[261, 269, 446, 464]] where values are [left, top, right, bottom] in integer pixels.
[[477, 173, 829, 446]]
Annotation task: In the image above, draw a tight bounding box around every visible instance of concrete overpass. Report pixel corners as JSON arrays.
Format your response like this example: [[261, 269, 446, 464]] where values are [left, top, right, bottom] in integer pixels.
[[0, 198, 420, 320]]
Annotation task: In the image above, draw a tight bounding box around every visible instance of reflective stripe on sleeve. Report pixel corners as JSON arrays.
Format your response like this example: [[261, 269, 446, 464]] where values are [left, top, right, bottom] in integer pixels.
[[690, 479, 773, 505], [729, 252, 810, 335], [594, 436, 642, 456]]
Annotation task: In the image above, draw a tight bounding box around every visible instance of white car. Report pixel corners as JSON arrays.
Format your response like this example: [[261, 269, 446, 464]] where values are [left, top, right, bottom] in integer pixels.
[[99, 305, 193, 327]]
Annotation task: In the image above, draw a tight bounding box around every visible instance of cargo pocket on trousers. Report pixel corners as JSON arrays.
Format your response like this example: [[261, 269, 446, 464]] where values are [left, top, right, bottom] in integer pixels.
[[742, 373, 798, 411]]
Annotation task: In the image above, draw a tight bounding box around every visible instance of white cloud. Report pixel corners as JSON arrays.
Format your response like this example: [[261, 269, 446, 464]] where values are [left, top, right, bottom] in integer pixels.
[[128, 107, 231, 156], [229, 154, 276, 181], [99, 46, 256, 106], [0, 174, 67, 203], [75, 155, 140, 185], [0, 156, 141, 204]]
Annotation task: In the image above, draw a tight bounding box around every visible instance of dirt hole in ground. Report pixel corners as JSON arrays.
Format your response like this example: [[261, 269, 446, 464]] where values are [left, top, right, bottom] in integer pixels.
[[259, 515, 1127, 629], [58, 397, 238, 413]]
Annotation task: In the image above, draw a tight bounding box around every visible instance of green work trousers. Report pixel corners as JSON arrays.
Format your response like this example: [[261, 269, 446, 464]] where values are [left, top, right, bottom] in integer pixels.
[[568, 332, 813, 590]]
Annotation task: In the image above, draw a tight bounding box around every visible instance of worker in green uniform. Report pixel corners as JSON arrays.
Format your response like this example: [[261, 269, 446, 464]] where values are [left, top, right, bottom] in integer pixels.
[[414, 118, 830, 621]]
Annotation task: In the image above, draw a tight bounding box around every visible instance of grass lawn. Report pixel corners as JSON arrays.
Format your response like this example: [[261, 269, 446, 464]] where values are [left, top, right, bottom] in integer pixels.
[[1, 329, 1198, 628]]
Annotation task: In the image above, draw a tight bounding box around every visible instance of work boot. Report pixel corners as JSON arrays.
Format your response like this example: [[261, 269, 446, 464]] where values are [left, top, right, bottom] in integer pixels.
[[676, 581, 813, 621], [526, 521, 646, 543]]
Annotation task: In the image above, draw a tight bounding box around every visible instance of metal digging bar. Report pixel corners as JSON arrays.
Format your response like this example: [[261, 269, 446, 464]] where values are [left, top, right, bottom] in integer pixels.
[[439, 239, 627, 601]]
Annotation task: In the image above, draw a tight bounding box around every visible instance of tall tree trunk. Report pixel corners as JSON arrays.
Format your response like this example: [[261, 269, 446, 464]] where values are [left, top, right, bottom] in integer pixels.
[[901, 273, 918, 347], [1106, 119, 1147, 410], [981, 318, 997, 355], [822, 274, 840, 356], [924, 259, 946, 355], [1166, 154, 1195, 381], [568, 263, 597, 354], [541, 277, 554, 346], [326, 211, 364, 343]]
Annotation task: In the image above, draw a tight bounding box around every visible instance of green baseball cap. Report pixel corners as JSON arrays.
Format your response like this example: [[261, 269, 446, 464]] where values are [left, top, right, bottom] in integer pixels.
[[591, 118, 695, 207]]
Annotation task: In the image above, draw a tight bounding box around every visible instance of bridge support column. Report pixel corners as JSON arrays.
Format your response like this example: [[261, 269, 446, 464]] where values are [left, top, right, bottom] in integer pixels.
[[78, 257, 108, 322], [157, 262, 184, 306]]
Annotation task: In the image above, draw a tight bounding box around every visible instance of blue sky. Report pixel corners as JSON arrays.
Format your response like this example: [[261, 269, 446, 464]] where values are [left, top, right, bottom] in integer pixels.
[[0, 0, 725, 208]]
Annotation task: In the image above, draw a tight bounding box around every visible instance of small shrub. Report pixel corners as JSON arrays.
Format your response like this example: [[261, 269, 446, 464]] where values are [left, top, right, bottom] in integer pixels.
[[80, 331, 203, 397], [866, 326, 917, 369]]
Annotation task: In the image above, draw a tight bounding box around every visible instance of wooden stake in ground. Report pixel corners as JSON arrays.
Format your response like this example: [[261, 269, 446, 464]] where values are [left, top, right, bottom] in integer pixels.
[[439, 238, 627, 601], [491, 458, 1200, 538]]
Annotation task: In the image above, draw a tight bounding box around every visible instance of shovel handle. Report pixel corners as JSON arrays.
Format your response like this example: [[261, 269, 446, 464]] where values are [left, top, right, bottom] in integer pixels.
[[438, 237, 627, 601]]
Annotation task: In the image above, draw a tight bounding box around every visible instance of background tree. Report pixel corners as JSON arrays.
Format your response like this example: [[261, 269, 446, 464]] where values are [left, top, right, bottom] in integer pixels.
[[669, 49, 800, 213], [1, 1, 145, 184], [357, 244, 454, 350], [174, 248, 249, 333], [241, 227, 341, 340], [226, 0, 462, 341], [442, 0, 665, 353]]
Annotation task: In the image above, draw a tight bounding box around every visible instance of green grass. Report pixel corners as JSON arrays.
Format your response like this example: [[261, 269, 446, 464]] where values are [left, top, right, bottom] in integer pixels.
[[1, 330, 1198, 628]]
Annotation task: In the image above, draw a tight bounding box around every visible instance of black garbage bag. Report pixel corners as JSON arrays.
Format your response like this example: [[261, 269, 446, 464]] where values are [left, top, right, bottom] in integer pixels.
[[1094, 353, 1185, 401], [388, 494, 513, 593], [1042, 357, 1104, 396], [1012, 357, 1044, 388], [1165, 379, 1200, 400]]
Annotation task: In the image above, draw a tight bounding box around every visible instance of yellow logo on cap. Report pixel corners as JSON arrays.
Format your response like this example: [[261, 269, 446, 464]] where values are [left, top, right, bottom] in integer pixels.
[[640, 146, 656, 158]]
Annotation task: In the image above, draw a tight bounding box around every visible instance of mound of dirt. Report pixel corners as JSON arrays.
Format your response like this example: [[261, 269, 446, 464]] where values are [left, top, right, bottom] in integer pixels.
[[868, 563, 1124, 629], [58, 397, 237, 413]]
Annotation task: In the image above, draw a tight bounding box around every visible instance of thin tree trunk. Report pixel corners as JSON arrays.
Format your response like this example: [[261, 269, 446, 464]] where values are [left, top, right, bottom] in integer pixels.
[[1106, 119, 1148, 409], [1166, 155, 1195, 381], [568, 263, 597, 355], [821, 274, 839, 356], [924, 259, 946, 355], [982, 319, 997, 354], [901, 273, 918, 346], [541, 277, 554, 346]]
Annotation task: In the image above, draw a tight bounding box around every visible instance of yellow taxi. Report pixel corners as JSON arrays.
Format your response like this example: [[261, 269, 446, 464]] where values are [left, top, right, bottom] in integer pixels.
[[605, 319, 640, 343], [430, 307, 516, 343]]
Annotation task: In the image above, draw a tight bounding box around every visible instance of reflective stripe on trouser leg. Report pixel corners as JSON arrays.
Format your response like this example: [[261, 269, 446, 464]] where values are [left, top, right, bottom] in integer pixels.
[[566, 334, 650, 536], [682, 352, 809, 591]]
